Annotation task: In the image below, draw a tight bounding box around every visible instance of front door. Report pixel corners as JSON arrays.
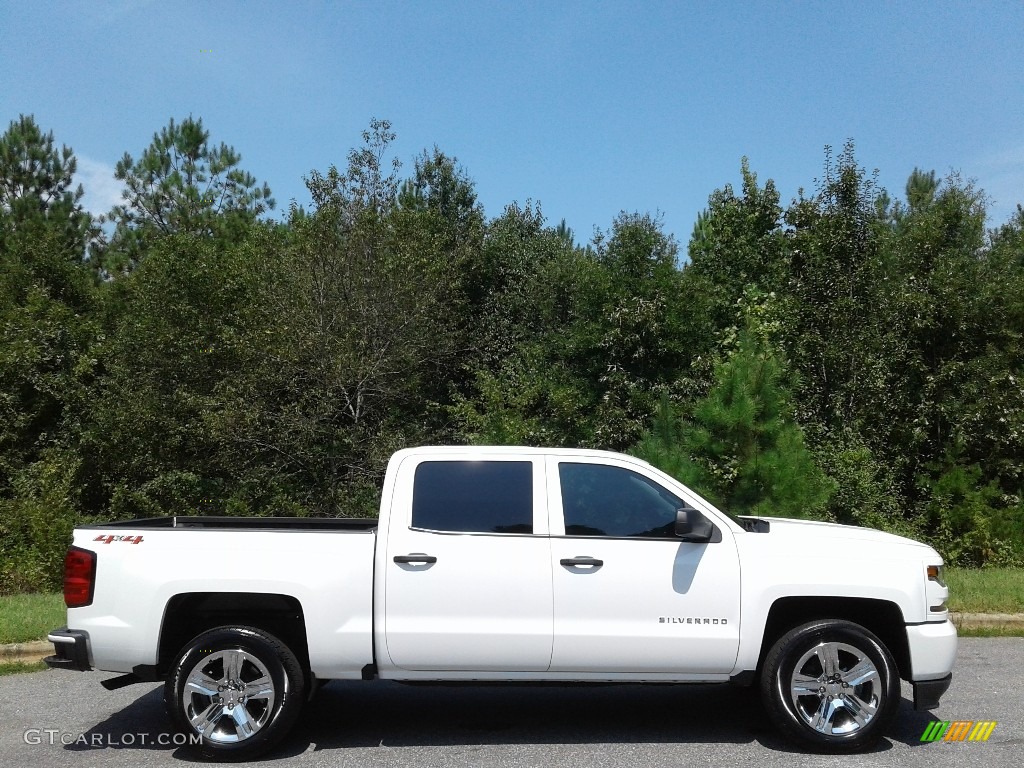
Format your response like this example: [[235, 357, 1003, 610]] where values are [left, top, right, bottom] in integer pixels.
[[548, 457, 741, 674]]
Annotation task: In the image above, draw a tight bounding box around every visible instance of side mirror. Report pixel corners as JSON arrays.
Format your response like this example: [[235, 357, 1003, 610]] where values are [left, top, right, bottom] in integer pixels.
[[675, 506, 714, 543]]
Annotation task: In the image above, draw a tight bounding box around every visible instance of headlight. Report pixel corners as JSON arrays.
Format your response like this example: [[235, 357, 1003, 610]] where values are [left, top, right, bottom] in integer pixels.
[[927, 564, 946, 587], [926, 564, 948, 613]]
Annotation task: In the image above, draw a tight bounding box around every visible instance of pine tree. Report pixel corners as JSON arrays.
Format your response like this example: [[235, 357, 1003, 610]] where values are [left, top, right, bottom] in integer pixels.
[[0, 114, 95, 254], [103, 116, 273, 272], [633, 332, 833, 519]]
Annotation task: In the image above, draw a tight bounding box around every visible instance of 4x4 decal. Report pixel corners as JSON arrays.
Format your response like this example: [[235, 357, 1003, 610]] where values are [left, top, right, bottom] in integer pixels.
[[93, 534, 144, 545]]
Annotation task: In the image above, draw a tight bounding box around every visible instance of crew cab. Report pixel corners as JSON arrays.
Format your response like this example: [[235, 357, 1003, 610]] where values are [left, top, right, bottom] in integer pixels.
[[46, 446, 957, 759]]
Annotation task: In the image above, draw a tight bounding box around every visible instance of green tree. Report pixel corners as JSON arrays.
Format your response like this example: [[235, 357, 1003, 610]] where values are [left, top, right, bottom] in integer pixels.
[[304, 118, 399, 221], [0, 116, 101, 591], [395, 146, 486, 429], [452, 202, 595, 445], [470, 202, 572, 362], [453, 208, 691, 451], [633, 329, 833, 519], [780, 142, 908, 460], [686, 158, 786, 304], [83, 232, 261, 519], [584, 212, 692, 447], [0, 237, 97, 471], [681, 159, 788, 405], [903, 167, 940, 213], [555, 218, 575, 245], [398, 147, 482, 230], [104, 116, 274, 272], [902, 188, 1024, 562], [210, 123, 463, 515], [0, 114, 96, 254]]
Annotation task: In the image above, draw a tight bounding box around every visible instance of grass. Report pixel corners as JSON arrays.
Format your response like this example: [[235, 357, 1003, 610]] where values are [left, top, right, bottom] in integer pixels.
[[946, 567, 1024, 614], [0, 660, 47, 676], [956, 626, 1024, 638], [0, 592, 65, 644]]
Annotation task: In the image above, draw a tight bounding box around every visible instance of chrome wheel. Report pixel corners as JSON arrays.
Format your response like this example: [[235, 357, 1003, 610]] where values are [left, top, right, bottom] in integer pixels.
[[788, 641, 880, 736], [166, 626, 304, 759], [182, 648, 278, 743], [761, 620, 900, 752]]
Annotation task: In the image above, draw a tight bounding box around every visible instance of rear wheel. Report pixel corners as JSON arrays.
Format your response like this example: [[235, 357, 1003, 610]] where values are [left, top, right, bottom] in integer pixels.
[[761, 620, 900, 752], [165, 626, 305, 761]]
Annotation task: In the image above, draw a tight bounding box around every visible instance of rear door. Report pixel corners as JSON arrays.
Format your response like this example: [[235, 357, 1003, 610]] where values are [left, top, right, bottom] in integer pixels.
[[548, 456, 741, 674], [382, 453, 553, 671]]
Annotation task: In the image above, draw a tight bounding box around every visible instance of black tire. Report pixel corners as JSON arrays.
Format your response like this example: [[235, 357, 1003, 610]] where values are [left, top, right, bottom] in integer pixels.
[[760, 620, 900, 752], [164, 626, 306, 762]]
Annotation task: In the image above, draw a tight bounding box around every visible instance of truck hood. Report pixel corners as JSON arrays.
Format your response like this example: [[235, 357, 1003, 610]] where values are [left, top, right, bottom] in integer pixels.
[[741, 516, 936, 553]]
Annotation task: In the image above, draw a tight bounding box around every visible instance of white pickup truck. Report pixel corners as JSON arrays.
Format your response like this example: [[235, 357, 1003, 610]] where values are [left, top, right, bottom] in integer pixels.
[[46, 446, 956, 760]]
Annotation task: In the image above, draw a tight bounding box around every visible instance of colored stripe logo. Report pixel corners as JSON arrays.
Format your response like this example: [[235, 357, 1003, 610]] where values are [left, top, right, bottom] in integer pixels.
[[920, 721, 997, 742]]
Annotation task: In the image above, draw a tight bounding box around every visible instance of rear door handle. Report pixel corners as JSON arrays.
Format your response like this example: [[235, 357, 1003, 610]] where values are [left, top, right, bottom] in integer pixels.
[[394, 553, 437, 564], [560, 556, 603, 567]]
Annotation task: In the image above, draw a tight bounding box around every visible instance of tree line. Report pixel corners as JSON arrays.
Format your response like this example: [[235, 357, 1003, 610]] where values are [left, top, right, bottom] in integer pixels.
[[2, 115, 1022, 592]]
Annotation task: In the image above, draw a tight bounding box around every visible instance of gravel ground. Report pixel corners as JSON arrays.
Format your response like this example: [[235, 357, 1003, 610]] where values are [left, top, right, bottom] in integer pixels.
[[0, 637, 1019, 768]]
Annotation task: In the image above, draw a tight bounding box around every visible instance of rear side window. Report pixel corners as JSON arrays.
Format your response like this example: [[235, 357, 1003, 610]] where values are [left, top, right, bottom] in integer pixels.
[[412, 461, 533, 534]]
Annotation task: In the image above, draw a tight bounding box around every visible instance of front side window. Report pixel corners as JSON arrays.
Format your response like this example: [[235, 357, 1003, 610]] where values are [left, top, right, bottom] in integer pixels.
[[559, 462, 680, 538], [412, 461, 533, 534]]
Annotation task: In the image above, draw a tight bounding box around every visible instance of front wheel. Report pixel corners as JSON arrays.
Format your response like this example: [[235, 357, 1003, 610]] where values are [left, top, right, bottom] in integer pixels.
[[760, 620, 900, 752], [165, 626, 306, 761]]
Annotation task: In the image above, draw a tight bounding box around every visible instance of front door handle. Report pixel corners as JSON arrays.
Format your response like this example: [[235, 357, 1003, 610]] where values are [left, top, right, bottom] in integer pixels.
[[560, 556, 604, 567], [394, 553, 437, 564]]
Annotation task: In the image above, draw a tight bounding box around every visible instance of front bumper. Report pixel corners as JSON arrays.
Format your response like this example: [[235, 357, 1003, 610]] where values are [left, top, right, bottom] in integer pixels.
[[44, 627, 92, 671], [913, 673, 953, 711], [906, 618, 957, 710]]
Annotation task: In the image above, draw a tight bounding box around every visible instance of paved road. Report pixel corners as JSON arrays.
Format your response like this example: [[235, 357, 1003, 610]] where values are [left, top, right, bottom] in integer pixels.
[[2, 638, 1019, 767]]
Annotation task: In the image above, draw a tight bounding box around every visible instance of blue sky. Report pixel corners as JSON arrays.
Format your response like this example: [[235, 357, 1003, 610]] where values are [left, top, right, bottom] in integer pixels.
[[3, 0, 1022, 249]]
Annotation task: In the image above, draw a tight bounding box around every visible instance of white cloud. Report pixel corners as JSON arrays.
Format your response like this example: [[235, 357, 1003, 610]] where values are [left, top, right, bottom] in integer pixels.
[[74, 156, 125, 218]]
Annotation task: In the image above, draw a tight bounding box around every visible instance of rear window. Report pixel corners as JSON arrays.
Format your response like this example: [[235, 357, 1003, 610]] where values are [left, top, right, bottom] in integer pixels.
[[411, 461, 533, 534]]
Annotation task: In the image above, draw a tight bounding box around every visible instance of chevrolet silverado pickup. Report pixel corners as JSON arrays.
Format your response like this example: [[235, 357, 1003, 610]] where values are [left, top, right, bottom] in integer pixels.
[[46, 446, 957, 759]]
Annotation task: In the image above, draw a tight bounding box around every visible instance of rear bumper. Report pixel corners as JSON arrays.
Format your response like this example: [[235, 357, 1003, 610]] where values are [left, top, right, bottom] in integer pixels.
[[44, 627, 92, 671]]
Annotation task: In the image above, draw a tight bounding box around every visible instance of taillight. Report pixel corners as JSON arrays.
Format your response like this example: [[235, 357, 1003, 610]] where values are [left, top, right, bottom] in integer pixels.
[[64, 546, 96, 608]]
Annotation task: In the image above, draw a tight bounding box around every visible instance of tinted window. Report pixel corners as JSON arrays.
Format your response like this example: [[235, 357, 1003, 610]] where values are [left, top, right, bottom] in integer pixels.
[[559, 463, 680, 538], [412, 461, 533, 534]]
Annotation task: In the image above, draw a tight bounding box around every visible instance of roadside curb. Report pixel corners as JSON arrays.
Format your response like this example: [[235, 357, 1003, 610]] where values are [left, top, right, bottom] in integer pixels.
[[0, 639, 51, 665], [952, 612, 1024, 630]]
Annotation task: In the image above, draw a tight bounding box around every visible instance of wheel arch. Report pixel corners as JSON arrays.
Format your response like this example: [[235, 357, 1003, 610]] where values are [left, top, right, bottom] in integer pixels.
[[158, 592, 309, 680], [757, 597, 910, 681]]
